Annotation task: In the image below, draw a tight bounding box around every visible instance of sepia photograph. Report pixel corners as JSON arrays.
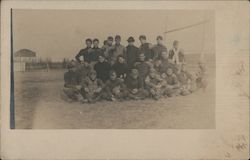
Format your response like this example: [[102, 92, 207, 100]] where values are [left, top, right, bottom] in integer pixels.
[[12, 9, 215, 129], [1, 1, 249, 160]]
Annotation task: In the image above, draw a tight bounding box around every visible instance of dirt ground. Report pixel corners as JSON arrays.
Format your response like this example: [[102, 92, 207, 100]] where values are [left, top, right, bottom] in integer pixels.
[[14, 55, 215, 129]]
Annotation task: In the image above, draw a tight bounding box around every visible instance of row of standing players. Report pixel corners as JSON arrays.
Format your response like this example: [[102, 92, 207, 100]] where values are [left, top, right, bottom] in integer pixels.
[[75, 35, 184, 67], [62, 35, 206, 103]]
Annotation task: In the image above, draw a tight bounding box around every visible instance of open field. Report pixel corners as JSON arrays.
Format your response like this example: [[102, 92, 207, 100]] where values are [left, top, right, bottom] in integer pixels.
[[14, 54, 215, 129]]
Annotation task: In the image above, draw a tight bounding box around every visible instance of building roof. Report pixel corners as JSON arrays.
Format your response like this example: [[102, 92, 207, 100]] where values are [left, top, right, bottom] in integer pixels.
[[14, 49, 36, 57]]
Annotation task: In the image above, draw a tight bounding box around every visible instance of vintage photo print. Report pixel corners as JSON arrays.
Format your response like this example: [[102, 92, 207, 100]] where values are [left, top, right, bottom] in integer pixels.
[[1, 1, 249, 160], [12, 9, 215, 129]]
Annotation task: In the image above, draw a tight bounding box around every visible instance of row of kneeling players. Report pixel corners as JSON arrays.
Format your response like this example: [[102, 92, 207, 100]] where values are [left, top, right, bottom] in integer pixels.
[[62, 57, 206, 103]]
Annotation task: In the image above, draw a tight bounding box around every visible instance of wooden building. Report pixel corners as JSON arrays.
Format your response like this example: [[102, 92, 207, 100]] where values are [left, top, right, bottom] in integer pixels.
[[14, 49, 36, 71]]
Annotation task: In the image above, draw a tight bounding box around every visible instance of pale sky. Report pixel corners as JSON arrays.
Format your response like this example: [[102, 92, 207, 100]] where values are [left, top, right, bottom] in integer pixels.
[[13, 10, 215, 61]]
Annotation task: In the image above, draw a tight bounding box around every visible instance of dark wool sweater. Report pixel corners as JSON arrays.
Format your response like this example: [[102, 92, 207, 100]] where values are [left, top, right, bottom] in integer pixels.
[[177, 71, 192, 85], [89, 47, 104, 62], [64, 71, 80, 87], [112, 62, 128, 78], [105, 78, 126, 92], [134, 61, 151, 80], [160, 59, 178, 74], [125, 45, 140, 68], [152, 44, 167, 60], [94, 61, 111, 83], [125, 76, 144, 90], [139, 43, 153, 60], [75, 47, 92, 63]]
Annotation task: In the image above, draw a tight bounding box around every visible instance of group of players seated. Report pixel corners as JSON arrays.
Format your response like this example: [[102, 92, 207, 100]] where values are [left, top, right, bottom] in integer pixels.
[[62, 35, 206, 103]]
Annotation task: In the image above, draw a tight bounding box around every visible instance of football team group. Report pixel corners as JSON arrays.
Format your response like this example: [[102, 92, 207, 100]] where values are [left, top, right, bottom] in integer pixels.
[[62, 35, 207, 103]]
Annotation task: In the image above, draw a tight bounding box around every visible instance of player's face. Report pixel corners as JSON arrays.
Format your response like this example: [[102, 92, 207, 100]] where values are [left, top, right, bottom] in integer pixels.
[[182, 65, 186, 72], [149, 72, 155, 78], [174, 43, 179, 49], [139, 54, 145, 61], [161, 73, 167, 79], [167, 68, 173, 75], [131, 73, 138, 79], [161, 52, 168, 60], [99, 56, 105, 63], [70, 67, 77, 72], [93, 41, 99, 47], [140, 39, 146, 44], [118, 57, 125, 63], [107, 39, 113, 45], [155, 60, 161, 67], [128, 42, 134, 46], [115, 38, 121, 44], [157, 39, 162, 45], [86, 41, 92, 48], [90, 72, 97, 80], [110, 73, 117, 80]]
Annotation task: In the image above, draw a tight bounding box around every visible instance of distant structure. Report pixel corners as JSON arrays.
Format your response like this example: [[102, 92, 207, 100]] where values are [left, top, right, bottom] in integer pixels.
[[14, 49, 36, 71]]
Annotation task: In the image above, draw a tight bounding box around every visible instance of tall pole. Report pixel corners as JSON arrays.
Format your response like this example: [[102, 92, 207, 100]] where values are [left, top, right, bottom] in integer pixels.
[[10, 8, 15, 129]]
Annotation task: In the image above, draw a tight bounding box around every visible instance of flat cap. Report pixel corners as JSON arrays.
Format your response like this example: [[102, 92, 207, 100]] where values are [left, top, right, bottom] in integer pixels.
[[107, 36, 113, 40], [115, 35, 121, 40], [139, 35, 146, 40], [127, 36, 135, 42]]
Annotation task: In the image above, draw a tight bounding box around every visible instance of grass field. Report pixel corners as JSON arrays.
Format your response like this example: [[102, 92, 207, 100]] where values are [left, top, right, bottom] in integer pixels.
[[14, 54, 215, 129]]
